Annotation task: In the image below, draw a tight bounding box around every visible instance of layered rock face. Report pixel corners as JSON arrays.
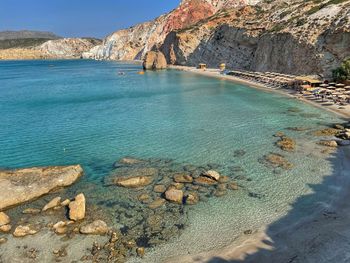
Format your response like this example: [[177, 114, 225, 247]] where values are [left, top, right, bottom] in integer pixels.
[[160, 1, 350, 77], [0, 38, 101, 60], [37, 38, 100, 58], [82, 0, 252, 60], [85, 0, 350, 77]]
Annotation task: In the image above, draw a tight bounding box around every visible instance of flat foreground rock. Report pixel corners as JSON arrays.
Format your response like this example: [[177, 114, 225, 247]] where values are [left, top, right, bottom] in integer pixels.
[[0, 165, 83, 210]]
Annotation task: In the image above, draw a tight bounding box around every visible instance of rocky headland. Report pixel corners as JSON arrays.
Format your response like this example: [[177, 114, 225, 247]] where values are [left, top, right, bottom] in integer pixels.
[[0, 36, 101, 60]]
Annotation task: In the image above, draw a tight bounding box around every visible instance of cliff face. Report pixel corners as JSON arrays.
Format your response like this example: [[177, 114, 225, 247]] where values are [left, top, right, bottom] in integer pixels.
[[83, 0, 254, 60], [0, 38, 101, 60], [85, 0, 350, 77], [160, 0, 350, 77], [37, 38, 100, 58]]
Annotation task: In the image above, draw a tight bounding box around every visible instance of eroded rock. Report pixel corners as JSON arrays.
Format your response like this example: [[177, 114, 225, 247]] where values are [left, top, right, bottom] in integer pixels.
[[0, 165, 83, 210], [42, 196, 61, 211], [173, 173, 193, 183], [0, 212, 10, 226], [143, 51, 167, 70], [13, 225, 37, 237], [69, 193, 86, 221]]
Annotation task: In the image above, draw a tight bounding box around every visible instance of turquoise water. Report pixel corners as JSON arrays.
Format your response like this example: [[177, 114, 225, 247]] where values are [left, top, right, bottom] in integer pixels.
[[0, 60, 346, 260], [0, 60, 340, 172]]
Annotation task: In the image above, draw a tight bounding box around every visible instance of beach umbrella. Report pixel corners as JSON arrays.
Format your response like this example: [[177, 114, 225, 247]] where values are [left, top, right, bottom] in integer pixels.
[[320, 84, 329, 87], [332, 92, 342, 96], [336, 83, 345, 87], [336, 88, 346, 92], [345, 86, 350, 90], [329, 82, 336, 86], [344, 90, 350, 94], [327, 86, 336, 89]]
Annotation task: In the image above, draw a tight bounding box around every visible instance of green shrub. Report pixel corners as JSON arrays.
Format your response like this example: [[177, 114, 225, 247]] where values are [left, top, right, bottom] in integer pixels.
[[332, 58, 350, 81]]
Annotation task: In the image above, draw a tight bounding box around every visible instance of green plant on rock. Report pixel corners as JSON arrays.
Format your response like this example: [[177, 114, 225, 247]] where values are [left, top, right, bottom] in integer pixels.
[[332, 58, 350, 82]]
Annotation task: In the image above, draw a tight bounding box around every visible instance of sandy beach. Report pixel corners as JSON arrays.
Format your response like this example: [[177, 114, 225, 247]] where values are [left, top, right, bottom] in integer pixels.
[[166, 65, 350, 263]]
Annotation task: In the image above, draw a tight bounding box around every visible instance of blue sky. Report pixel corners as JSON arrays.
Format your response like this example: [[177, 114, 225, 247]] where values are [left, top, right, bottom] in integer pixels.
[[0, 0, 180, 38]]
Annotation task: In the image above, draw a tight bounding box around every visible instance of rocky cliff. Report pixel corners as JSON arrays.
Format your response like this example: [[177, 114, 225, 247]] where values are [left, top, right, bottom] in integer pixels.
[[86, 0, 350, 77], [82, 0, 255, 60], [0, 38, 101, 60], [160, 0, 350, 77]]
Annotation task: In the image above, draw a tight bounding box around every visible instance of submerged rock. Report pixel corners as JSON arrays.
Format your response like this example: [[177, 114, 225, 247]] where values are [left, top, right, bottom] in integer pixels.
[[153, 184, 166, 193], [13, 225, 37, 237], [80, 220, 108, 235], [276, 136, 296, 152], [22, 208, 41, 214], [202, 170, 220, 181], [69, 193, 86, 221], [317, 140, 338, 147], [118, 157, 144, 165], [194, 176, 217, 186], [0, 165, 83, 210], [173, 173, 193, 183], [263, 153, 293, 170], [111, 167, 157, 188], [148, 198, 166, 209], [165, 189, 184, 204], [115, 176, 154, 188], [185, 192, 199, 205], [313, 128, 340, 137]]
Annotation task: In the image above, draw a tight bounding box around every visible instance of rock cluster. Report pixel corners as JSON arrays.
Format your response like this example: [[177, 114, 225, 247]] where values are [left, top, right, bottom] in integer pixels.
[[102, 157, 240, 253], [313, 122, 350, 148]]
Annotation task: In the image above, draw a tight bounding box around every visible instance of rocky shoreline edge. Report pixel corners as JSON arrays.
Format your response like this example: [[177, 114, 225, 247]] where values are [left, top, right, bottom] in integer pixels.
[[1, 118, 350, 262]]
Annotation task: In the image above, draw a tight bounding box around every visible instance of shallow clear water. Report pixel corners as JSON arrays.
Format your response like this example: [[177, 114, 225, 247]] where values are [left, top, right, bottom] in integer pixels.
[[0, 60, 345, 261]]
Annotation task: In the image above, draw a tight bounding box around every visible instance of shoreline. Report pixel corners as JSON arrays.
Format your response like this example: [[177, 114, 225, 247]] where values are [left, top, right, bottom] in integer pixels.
[[165, 65, 350, 262], [169, 65, 350, 119]]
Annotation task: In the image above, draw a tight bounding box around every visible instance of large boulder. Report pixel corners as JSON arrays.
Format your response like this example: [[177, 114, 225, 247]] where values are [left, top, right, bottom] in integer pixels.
[[0, 165, 83, 210], [143, 51, 167, 70], [69, 193, 86, 221]]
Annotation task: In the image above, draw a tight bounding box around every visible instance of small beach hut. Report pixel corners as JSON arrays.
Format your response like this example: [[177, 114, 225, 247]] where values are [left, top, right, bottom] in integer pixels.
[[198, 63, 207, 70], [219, 63, 226, 71], [295, 76, 322, 87]]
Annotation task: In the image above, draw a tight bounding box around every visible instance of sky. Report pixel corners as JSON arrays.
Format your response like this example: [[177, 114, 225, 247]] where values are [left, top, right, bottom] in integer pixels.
[[0, 0, 180, 38]]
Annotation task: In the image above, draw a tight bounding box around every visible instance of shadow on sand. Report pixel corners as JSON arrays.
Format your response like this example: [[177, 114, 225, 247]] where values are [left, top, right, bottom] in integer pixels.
[[205, 143, 350, 263]]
